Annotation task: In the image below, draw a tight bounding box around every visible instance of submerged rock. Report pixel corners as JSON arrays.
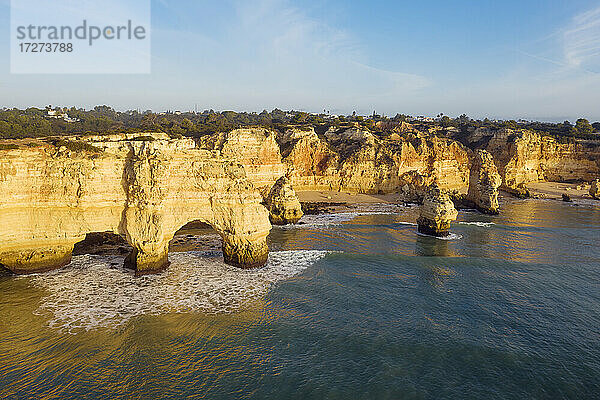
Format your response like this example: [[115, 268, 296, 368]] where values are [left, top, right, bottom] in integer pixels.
[[266, 175, 304, 225], [417, 183, 459, 237], [590, 179, 600, 199], [466, 150, 502, 214], [562, 193, 572, 202]]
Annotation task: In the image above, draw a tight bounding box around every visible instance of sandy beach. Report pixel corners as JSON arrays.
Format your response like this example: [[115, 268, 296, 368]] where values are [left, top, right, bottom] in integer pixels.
[[526, 181, 595, 201], [296, 190, 405, 204]]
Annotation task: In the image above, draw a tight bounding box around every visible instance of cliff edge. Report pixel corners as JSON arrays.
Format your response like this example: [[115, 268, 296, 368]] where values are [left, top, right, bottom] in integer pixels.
[[0, 133, 271, 275]]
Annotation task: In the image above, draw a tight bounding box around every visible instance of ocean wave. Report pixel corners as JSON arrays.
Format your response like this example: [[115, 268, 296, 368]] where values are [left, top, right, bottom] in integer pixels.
[[280, 204, 404, 229], [416, 232, 463, 241], [458, 222, 496, 227], [26, 250, 329, 333], [397, 221, 418, 226]]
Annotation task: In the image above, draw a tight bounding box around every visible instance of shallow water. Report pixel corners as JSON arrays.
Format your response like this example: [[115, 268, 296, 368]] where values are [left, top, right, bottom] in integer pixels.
[[1, 198, 600, 399]]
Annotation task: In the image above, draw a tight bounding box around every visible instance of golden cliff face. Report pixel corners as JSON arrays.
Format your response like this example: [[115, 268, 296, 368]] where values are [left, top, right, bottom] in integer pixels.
[[0, 133, 271, 275], [204, 126, 471, 201], [485, 130, 600, 189], [279, 127, 470, 197], [218, 127, 599, 202], [199, 128, 287, 196]]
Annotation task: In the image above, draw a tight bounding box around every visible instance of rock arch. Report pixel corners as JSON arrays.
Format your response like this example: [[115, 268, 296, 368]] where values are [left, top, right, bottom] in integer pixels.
[[0, 134, 271, 275]]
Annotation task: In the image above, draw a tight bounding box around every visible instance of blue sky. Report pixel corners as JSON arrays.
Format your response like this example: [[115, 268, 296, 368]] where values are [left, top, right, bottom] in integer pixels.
[[1, 0, 600, 121]]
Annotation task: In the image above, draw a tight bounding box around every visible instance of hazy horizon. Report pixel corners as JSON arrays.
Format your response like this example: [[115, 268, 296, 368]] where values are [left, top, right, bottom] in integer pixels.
[[2, 0, 600, 122]]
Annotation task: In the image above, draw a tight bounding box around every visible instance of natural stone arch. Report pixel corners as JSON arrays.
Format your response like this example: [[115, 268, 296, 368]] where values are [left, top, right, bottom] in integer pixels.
[[169, 221, 222, 253], [73, 232, 132, 257], [0, 134, 271, 275]]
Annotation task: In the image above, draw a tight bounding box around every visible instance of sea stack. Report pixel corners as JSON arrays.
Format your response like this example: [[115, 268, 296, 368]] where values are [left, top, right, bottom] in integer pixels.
[[265, 175, 304, 225], [417, 183, 459, 237], [590, 179, 600, 199], [467, 150, 503, 214]]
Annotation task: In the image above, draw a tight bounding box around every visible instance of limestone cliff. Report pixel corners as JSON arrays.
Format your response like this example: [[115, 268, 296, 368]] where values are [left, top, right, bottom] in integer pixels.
[[480, 130, 600, 189], [279, 127, 342, 191], [466, 150, 502, 214], [0, 133, 271, 275], [591, 179, 600, 200], [197, 126, 471, 201], [279, 126, 470, 199], [199, 127, 287, 196], [417, 184, 458, 237]]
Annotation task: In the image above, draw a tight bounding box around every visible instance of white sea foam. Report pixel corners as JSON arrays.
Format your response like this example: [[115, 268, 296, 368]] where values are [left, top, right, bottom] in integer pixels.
[[26, 250, 329, 333], [293, 212, 361, 227], [458, 222, 496, 227], [416, 232, 463, 241], [283, 203, 404, 229]]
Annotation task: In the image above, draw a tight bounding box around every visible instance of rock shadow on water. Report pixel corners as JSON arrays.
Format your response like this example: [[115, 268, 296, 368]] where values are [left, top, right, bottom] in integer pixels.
[[414, 234, 458, 258]]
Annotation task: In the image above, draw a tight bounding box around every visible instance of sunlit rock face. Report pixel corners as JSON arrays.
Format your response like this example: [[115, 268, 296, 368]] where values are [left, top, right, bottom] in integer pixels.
[[482, 130, 600, 189], [199, 127, 287, 197], [278, 127, 470, 198], [0, 133, 271, 275], [279, 127, 342, 192], [466, 150, 503, 214], [197, 126, 471, 200], [591, 179, 600, 199], [265, 175, 303, 225], [417, 183, 459, 237]]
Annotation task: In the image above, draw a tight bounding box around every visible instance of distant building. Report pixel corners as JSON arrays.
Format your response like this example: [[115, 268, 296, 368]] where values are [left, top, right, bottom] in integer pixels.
[[408, 116, 434, 123], [46, 109, 79, 123]]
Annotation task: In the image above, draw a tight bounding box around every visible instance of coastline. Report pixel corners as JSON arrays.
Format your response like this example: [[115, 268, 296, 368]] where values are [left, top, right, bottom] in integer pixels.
[[526, 181, 595, 201]]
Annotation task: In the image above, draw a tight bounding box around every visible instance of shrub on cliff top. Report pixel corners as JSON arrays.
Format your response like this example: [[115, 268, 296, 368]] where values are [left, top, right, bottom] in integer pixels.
[[0, 143, 19, 150], [132, 135, 156, 141], [53, 139, 102, 153]]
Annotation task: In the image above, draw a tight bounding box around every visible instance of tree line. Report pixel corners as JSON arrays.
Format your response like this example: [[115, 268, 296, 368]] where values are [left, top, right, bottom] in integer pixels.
[[0, 106, 598, 141]]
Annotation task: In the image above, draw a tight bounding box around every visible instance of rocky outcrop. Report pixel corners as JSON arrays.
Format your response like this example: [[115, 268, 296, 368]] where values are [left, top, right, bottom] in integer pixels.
[[278, 126, 470, 198], [0, 133, 271, 275], [466, 150, 502, 214], [417, 184, 459, 237], [265, 175, 304, 225], [279, 127, 342, 191], [480, 130, 600, 189], [199, 127, 286, 196], [208, 126, 600, 202], [591, 179, 600, 199], [197, 126, 471, 201]]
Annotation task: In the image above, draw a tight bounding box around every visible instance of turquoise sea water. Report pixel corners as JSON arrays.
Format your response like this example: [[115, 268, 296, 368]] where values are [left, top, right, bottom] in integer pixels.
[[1, 197, 599, 399]]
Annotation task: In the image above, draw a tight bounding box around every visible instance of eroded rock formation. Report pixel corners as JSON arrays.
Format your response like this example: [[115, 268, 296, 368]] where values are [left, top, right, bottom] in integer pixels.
[[417, 184, 459, 237], [278, 126, 470, 198], [211, 126, 600, 202], [197, 126, 472, 201], [591, 179, 600, 199], [199, 127, 286, 196], [265, 175, 304, 225], [0, 133, 271, 275], [480, 130, 600, 190], [466, 150, 502, 214]]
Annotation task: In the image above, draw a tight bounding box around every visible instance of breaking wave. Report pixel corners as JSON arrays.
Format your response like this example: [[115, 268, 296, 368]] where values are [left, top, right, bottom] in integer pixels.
[[26, 250, 329, 333], [287, 203, 404, 229], [458, 222, 496, 227], [416, 232, 463, 241]]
